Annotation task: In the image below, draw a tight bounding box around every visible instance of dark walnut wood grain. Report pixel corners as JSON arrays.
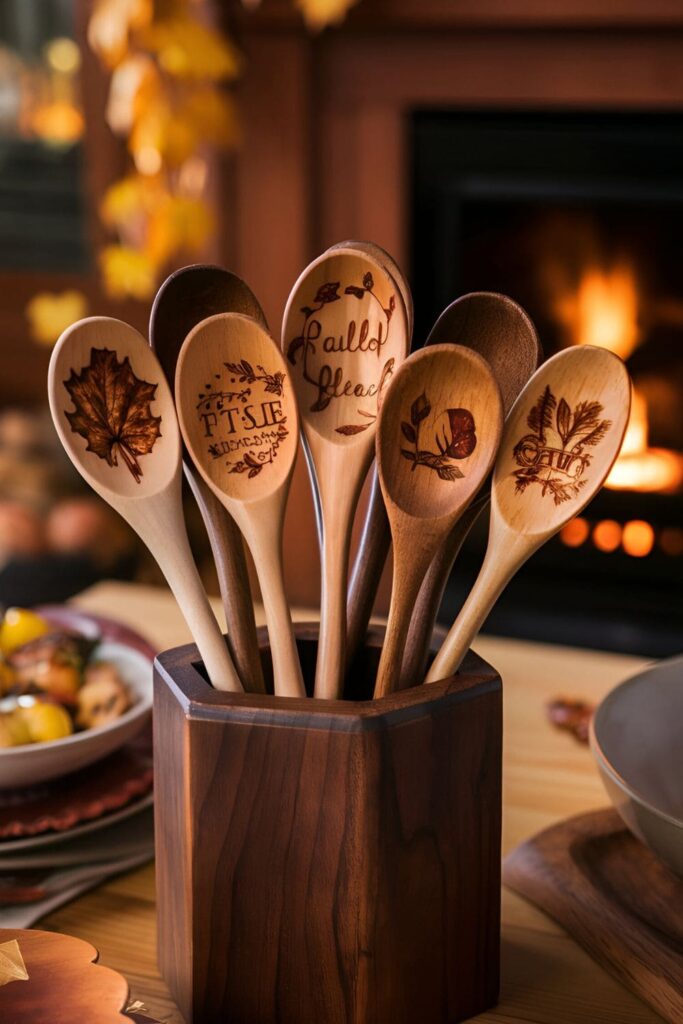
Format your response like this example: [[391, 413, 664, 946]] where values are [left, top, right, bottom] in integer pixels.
[[504, 807, 683, 1024], [153, 625, 502, 1024]]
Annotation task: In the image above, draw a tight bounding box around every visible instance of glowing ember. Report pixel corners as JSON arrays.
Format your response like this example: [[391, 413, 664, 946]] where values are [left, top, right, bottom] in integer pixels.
[[556, 264, 683, 494], [605, 387, 683, 493]]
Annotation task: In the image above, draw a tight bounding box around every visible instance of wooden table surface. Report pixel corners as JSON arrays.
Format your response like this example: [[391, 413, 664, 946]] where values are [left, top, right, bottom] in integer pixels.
[[38, 581, 662, 1024]]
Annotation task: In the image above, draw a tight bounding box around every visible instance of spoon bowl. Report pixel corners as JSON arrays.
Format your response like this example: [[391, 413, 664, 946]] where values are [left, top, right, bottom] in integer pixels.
[[282, 247, 409, 698], [374, 344, 503, 698], [48, 317, 241, 691], [400, 292, 541, 686], [426, 344, 631, 682], [150, 265, 267, 692], [177, 313, 305, 698]]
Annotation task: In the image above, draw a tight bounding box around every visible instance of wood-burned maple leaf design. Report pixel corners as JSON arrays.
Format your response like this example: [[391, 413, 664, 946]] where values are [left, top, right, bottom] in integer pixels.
[[64, 347, 162, 484]]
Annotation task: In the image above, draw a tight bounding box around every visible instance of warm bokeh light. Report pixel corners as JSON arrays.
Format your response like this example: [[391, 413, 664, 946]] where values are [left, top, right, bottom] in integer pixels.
[[622, 520, 655, 558], [45, 37, 81, 75], [606, 387, 683, 493], [556, 264, 640, 359], [560, 517, 590, 548], [592, 520, 622, 553]]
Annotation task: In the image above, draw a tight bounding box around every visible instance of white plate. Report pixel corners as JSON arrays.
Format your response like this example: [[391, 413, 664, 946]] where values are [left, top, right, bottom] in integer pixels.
[[0, 641, 153, 789]]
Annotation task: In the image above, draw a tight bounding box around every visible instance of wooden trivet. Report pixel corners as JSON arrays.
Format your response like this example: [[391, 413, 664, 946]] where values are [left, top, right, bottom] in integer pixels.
[[503, 807, 683, 1023], [0, 927, 129, 1022]]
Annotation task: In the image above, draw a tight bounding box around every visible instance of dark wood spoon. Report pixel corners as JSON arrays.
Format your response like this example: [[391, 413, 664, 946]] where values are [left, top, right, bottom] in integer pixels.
[[399, 292, 541, 687], [150, 264, 266, 693]]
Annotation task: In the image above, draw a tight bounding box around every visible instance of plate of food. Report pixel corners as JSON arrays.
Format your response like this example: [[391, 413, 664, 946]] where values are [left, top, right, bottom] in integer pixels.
[[0, 607, 155, 789]]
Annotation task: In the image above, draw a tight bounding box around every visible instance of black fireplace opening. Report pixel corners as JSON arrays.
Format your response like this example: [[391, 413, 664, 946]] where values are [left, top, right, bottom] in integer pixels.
[[411, 109, 683, 657]]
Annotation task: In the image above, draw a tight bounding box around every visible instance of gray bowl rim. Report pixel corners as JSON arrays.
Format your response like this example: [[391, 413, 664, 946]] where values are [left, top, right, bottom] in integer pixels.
[[589, 653, 683, 833]]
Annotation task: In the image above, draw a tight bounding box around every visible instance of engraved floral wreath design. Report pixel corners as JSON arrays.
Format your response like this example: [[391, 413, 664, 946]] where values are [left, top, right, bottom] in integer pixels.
[[286, 272, 396, 434], [400, 392, 476, 481], [199, 361, 289, 479], [511, 385, 611, 505]]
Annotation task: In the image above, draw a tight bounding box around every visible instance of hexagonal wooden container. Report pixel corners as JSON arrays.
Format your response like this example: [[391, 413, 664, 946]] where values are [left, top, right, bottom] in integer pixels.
[[153, 624, 502, 1024]]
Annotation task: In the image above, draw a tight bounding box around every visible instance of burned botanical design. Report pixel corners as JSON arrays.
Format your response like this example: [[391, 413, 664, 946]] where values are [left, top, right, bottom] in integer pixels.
[[512, 385, 611, 505], [63, 347, 161, 484], [286, 270, 396, 433], [400, 392, 476, 481], [224, 360, 285, 396], [197, 362, 290, 481], [226, 421, 289, 478]]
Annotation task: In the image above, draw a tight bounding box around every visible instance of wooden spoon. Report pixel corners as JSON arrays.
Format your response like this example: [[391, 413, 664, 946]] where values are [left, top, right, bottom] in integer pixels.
[[47, 317, 242, 691], [282, 248, 409, 699], [374, 344, 503, 699], [323, 242, 415, 674], [425, 345, 632, 683], [150, 264, 266, 693], [176, 313, 306, 698], [399, 292, 541, 687]]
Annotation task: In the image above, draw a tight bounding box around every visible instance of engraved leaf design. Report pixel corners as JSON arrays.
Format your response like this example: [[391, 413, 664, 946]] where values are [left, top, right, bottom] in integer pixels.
[[363, 272, 374, 290], [335, 423, 371, 435], [411, 392, 431, 426], [556, 398, 572, 446], [344, 285, 366, 299], [527, 385, 556, 443], [64, 347, 161, 484], [401, 421, 416, 443], [315, 281, 340, 304]]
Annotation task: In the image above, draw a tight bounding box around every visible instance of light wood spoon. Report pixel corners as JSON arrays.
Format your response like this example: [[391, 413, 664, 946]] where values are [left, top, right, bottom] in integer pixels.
[[282, 248, 409, 699], [374, 344, 503, 699], [150, 264, 266, 693], [47, 316, 242, 691], [176, 313, 306, 698], [399, 292, 541, 687], [426, 344, 631, 683], [323, 242, 415, 674]]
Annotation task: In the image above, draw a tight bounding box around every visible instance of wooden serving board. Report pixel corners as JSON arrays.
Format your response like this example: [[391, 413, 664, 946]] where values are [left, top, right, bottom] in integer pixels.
[[0, 928, 130, 1022], [503, 807, 683, 1024]]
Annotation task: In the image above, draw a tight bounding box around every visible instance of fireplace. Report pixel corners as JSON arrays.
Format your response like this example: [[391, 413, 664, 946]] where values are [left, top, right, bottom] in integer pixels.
[[412, 110, 683, 655]]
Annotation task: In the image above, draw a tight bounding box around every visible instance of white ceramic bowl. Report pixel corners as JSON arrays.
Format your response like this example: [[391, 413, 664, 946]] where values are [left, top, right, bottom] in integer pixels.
[[590, 655, 683, 878], [0, 641, 153, 789]]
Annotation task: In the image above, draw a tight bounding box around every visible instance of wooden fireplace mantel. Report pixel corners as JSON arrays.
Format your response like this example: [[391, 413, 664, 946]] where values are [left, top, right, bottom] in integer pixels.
[[227, 0, 683, 604]]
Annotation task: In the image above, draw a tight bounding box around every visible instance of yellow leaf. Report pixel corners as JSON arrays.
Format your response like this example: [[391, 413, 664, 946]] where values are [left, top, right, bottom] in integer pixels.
[[100, 173, 166, 230], [106, 54, 157, 134], [88, 0, 153, 68], [100, 245, 157, 299], [26, 291, 89, 346], [296, 0, 358, 30], [138, 16, 242, 81], [182, 87, 240, 148], [146, 196, 214, 265]]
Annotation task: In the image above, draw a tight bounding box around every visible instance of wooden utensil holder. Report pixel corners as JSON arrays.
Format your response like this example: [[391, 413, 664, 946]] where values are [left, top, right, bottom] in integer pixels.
[[153, 624, 502, 1024]]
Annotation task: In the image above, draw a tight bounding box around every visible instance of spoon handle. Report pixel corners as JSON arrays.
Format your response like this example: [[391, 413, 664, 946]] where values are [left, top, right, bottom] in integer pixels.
[[399, 493, 489, 688], [245, 519, 306, 698], [424, 521, 532, 683], [134, 491, 243, 692], [373, 535, 437, 700], [346, 469, 392, 671], [314, 456, 369, 700], [184, 467, 265, 693]]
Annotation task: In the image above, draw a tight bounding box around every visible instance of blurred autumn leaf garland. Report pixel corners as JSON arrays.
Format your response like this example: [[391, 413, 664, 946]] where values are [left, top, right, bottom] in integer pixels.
[[28, 0, 358, 343], [90, 0, 242, 301]]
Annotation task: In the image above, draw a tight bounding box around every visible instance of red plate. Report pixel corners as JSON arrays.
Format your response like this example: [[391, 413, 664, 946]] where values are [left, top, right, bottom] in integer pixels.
[[0, 609, 156, 842]]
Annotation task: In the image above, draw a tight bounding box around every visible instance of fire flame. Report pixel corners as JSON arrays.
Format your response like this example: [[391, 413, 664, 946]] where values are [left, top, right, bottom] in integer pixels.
[[556, 265, 682, 493]]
